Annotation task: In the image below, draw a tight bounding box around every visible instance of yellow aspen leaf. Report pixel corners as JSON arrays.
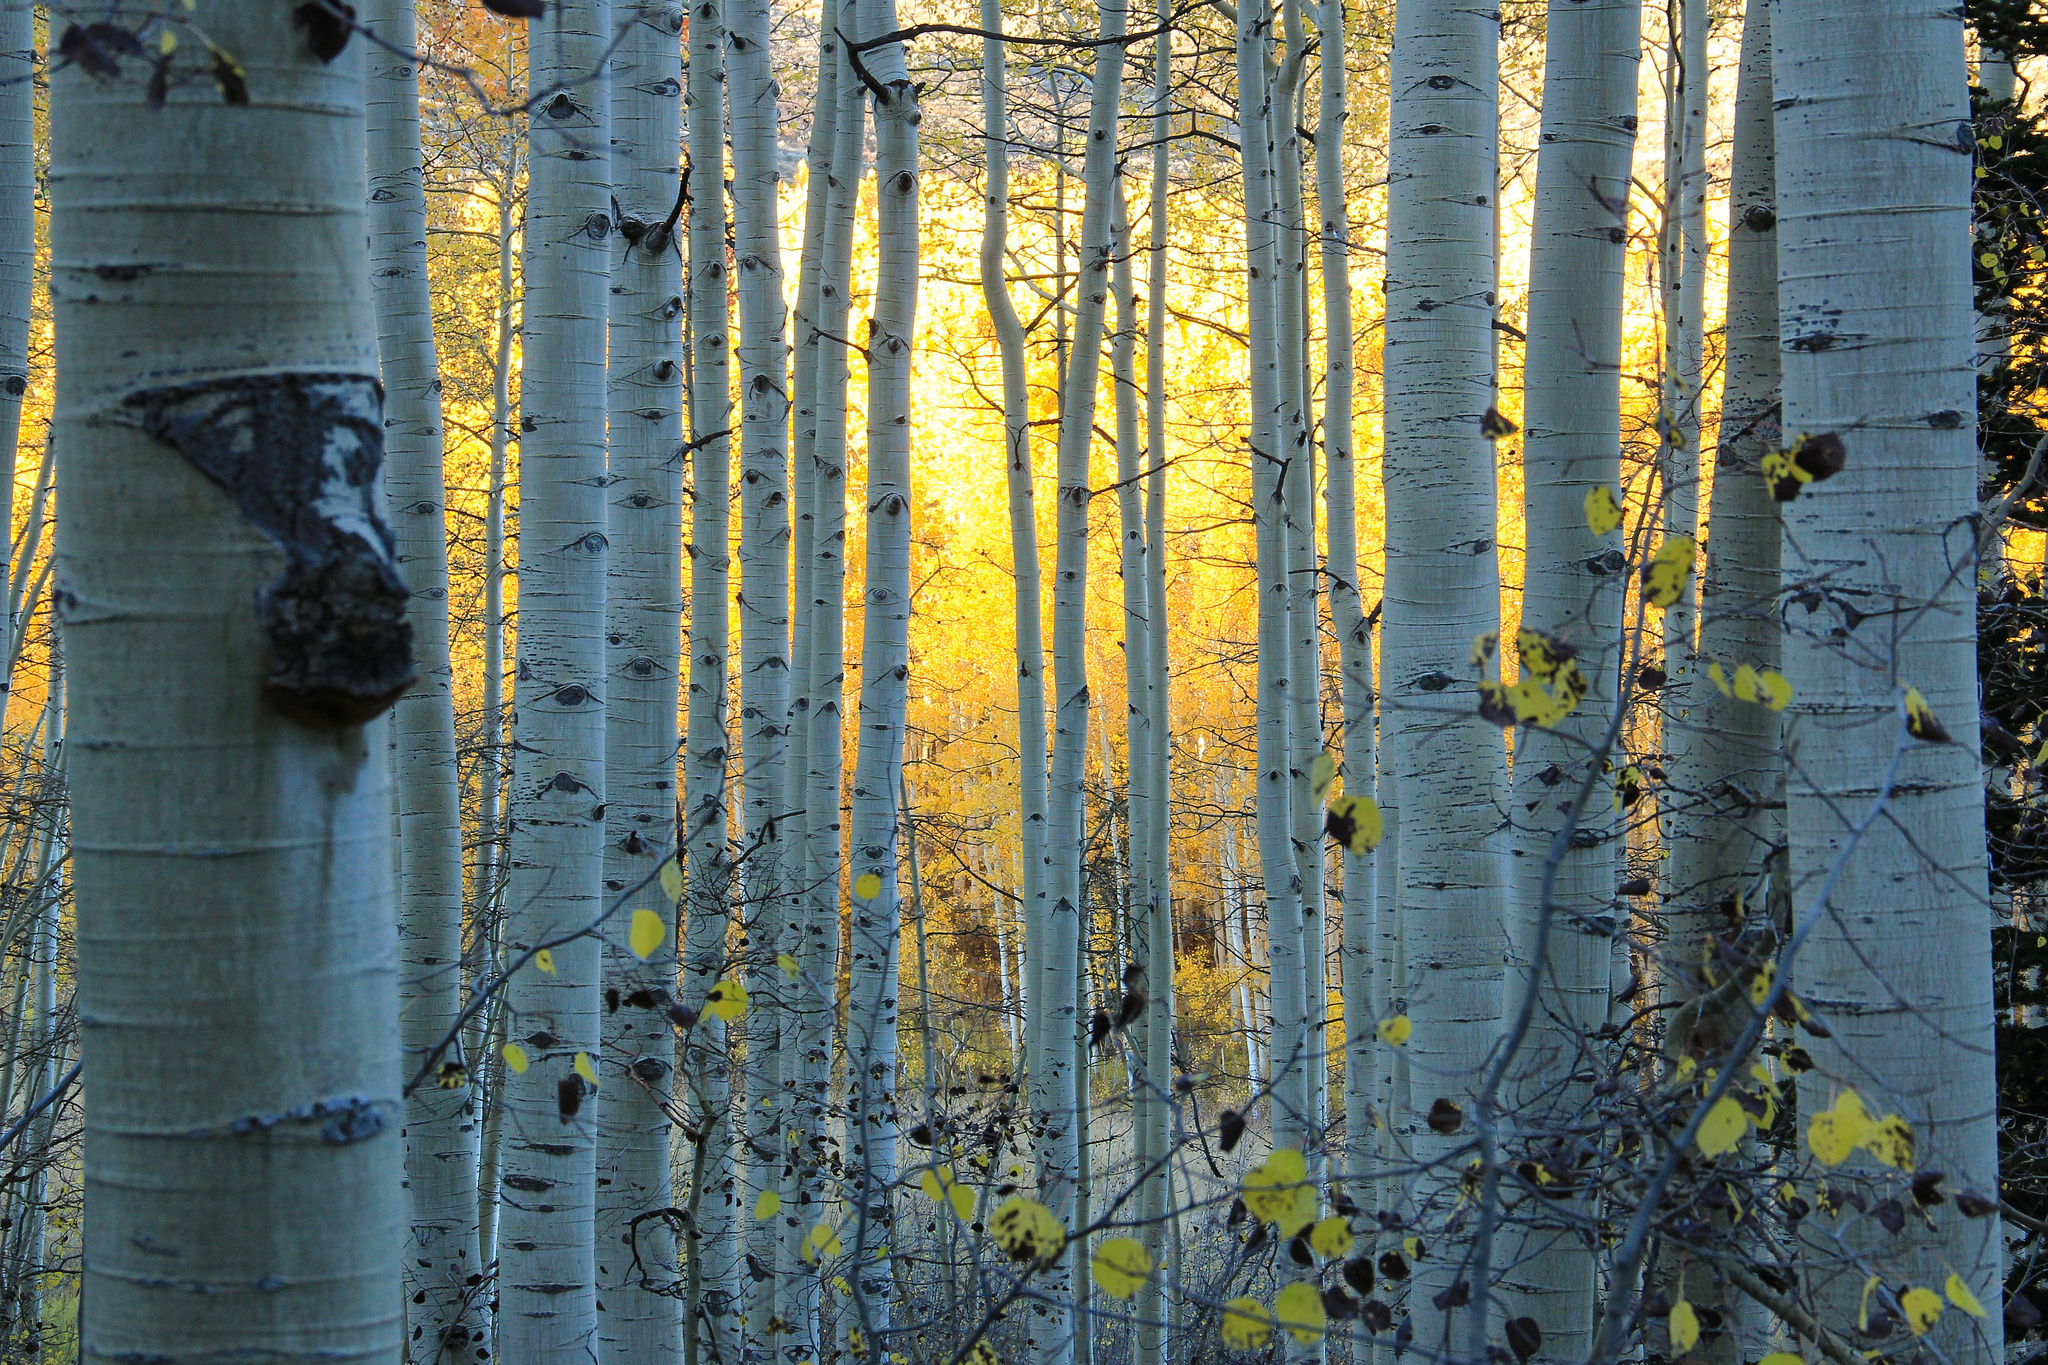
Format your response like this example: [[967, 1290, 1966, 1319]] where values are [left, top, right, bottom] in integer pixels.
[[1276, 1281, 1327, 1344], [1471, 632, 1499, 669], [801, 1221, 842, 1264], [1324, 794, 1383, 854], [535, 948, 556, 975], [1309, 1215, 1354, 1260], [1733, 665, 1762, 704], [1758, 1354, 1804, 1365], [1946, 1273, 1987, 1318], [1278, 1185, 1318, 1239], [853, 872, 883, 901], [501, 1042, 530, 1074], [1866, 1114, 1914, 1169], [1310, 751, 1339, 802], [755, 1189, 782, 1220], [1860, 1274, 1883, 1331], [660, 858, 684, 902], [1516, 628, 1576, 681], [1241, 1149, 1311, 1230], [1762, 432, 1846, 502], [1904, 687, 1952, 743], [1585, 485, 1623, 536], [1378, 1014, 1412, 1046], [706, 977, 749, 1022], [989, 1196, 1065, 1264], [1643, 536, 1695, 609], [573, 1051, 598, 1086], [1673, 1054, 1698, 1083], [1749, 960, 1776, 1008], [919, 1167, 953, 1202], [1265, 1148, 1307, 1183], [1695, 1097, 1749, 1158], [1669, 1300, 1700, 1355], [779, 953, 801, 980], [950, 1184, 976, 1220], [1806, 1112, 1854, 1166], [1089, 1237, 1153, 1301], [1902, 1286, 1944, 1335], [630, 908, 665, 960], [1760, 671, 1793, 711], [1220, 1298, 1274, 1350], [965, 1344, 998, 1365], [1402, 1236, 1422, 1261], [1709, 662, 1732, 697]]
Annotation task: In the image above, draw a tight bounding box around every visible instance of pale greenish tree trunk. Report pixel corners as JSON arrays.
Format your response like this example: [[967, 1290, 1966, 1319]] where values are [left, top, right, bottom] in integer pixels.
[[727, 0, 791, 1336], [1380, 0, 1502, 1350], [845, 0, 919, 1356], [365, 4, 485, 1356], [1498, 0, 1640, 1353], [1035, 2, 1125, 1358], [1659, 0, 1707, 686], [0, 0, 29, 687], [51, 7, 407, 1359], [682, 0, 741, 1354], [498, 0, 612, 1356], [1774, 3, 2003, 1360], [597, 6, 687, 1363], [796, 24, 863, 1363], [1316, 0, 1377, 1245]]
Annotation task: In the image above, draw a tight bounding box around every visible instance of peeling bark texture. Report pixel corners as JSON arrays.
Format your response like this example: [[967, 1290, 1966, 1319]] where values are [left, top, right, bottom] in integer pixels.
[[128, 374, 415, 726], [50, 5, 405, 1360]]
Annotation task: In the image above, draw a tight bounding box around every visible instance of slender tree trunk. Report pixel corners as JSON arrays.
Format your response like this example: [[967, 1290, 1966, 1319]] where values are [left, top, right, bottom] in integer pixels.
[[497, 0, 612, 1356], [795, 19, 864, 1359], [1659, 0, 1707, 687], [1499, 0, 1640, 1352], [51, 7, 407, 1359], [845, 1, 919, 1355], [1380, 0, 1502, 1350], [365, 5, 486, 1356], [727, 0, 792, 1337], [597, 7, 687, 1363], [979, 0, 1053, 1122], [1774, 4, 2003, 1361], [1316, 0, 1377, 1248], [1036, 2, 1125, 1358], [0, 0, 29, 712], [682, 0, 741, 1353]]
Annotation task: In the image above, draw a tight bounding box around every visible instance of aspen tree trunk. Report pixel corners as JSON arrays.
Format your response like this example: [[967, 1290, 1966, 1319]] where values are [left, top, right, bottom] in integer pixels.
[[1137, 12, 1176, 1356], [798, 35, 865, 1365], [51, 7, 408, 1360], [1774, 4, 2003, 1360], [728, 0, 791, 1332], [778, 10, 839, 1339], [974, 0, 1048, 1113], [1659, 0, 1706, 685], [846, 1, 919, 1351], [1667, 0, 1778, 1028], [0, 0, 28, 671], [1379, 0, 1502, 1349], [1499, 0, 1640, 1352], [364, 4, 485, 1355], [979, 0, 1053, 1113], [597, 7, 687, 1362], [683, 0, 742, 1353], [1316, 0, 1378, 1230], [1662, 18, 1779, 1358], [497, 0, 612, 1356], [1036, 4, 1125, 1358]]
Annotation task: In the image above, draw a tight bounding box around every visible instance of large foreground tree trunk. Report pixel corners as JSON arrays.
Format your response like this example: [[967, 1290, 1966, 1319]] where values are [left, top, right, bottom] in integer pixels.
[[52, 8, 408, 1358], [1775, 3, 2003, 1360]]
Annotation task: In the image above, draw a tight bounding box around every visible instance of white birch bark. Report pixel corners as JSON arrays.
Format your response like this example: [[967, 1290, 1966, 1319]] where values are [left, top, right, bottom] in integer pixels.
[[364, 4, 484, 1355], [50, 7, 407, 1358], [682, 0, 741, 1353], [1036, 4, 1125, 1357], [1379, 0, 1502, 1349], [1773, 3, 2003, 1359], [498, 0, 612, 1355], [845, 0, 919, 1354], [1499, 0, 1640, 1351], [598, 7, 687, 1362]]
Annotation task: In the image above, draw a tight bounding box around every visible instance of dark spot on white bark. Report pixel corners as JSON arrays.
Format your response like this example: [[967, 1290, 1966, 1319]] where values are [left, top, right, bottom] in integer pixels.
[[127, 373, 415, 728]]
